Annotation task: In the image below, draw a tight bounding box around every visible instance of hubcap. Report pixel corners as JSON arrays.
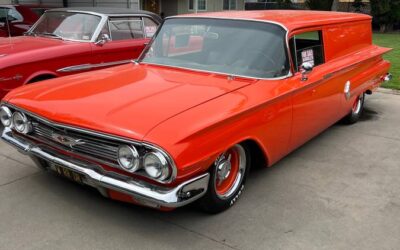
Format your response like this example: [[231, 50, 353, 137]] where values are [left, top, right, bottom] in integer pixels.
[[214, 145, 247, 199]]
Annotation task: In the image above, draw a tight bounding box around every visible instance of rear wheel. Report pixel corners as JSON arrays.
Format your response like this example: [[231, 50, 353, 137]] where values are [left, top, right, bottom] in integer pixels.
[[198, 144, 250, 213], [343, 93, 365, 124]]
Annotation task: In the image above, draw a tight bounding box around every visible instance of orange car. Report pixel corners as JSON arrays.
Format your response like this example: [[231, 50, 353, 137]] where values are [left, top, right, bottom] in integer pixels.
[[0, 10, 392, 213]]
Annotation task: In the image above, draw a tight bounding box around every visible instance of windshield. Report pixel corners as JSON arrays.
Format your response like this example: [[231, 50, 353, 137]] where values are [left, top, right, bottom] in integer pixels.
[[140, 18, 290, 79], [30, 11, 101, 41]]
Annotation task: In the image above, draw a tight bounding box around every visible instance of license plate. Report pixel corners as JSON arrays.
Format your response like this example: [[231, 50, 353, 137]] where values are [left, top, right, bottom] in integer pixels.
[[54, 164, 84, 185]]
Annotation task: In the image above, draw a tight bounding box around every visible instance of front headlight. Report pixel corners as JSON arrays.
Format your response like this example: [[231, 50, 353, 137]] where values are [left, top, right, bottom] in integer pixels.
[[117, 145, 140, 172], [0, 106, 12, 127], [143, 151, 170, 181], [12, 112, 32, 134]]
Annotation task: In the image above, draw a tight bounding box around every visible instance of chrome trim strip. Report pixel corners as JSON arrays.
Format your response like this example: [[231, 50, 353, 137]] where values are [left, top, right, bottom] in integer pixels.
[[139, 16, 293, 81], [1, 128, 209, 208], [57, 60, 133, 73], [2, 103, 178, 184]]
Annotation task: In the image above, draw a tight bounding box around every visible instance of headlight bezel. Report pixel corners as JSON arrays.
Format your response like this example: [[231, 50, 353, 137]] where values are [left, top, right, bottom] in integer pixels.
[[143, 151, 171, 181], [12, 111, 32, 134], [0, 106, 12, 127], [117, 145, 140, 173]]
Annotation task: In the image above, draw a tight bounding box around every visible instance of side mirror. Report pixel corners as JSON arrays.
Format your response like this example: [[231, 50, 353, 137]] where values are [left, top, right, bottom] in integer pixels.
[[95, 34, 111, 46], [300, 62, 314, 81]]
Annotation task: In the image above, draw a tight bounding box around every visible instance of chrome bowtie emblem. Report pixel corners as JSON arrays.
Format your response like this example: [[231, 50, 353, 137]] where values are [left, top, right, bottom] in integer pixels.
[[51, 133, 85, 148]]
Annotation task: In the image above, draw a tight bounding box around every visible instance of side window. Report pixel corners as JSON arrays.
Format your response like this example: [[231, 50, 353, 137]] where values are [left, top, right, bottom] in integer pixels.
[[98, 21, 110, 38], [7, 8, 23, 22], [143, 17, 158, 38], [290, 30, 324, 72], [109, 17, 144, 41], [0, 8, 9, 25]]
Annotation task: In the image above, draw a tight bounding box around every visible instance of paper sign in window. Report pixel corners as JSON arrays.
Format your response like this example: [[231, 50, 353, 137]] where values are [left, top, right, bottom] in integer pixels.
[[301, 49, 315, 66]]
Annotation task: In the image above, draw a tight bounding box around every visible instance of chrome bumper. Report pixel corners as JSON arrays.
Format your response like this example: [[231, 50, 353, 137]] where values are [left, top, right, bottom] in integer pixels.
[[1, 128, 209, 208]]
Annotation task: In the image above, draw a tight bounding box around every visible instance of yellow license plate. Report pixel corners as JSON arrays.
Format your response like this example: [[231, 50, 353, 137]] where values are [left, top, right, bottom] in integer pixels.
[[54, 165, 84, 184]]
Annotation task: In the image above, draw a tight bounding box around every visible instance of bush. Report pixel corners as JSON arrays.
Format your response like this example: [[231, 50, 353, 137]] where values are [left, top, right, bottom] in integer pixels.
[[305, 0, 334, 10], [371, 0, 400, 32]]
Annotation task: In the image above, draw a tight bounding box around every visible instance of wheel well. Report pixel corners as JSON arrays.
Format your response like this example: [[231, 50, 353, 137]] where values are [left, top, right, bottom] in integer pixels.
[[241, 139, 268, 170], [28, 74, 56, 84]]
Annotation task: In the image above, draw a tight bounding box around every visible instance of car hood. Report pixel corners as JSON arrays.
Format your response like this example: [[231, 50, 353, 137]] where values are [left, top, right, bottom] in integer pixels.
[[0, 36, 87, 68], [4, 63, 254, 141], [0, 36, 65, 53]]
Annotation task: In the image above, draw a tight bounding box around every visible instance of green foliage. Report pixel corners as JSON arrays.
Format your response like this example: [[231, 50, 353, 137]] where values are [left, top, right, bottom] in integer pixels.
[[370, 0, 400, 32], [352, 0, 366, 12], [373, 33, 400, 90], [276, 0, 293, 9], [305, 0, 334, 10]]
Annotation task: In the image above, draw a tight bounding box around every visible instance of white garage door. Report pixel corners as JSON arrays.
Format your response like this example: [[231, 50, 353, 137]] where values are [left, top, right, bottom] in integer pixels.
[[14, 0, 140, 9]]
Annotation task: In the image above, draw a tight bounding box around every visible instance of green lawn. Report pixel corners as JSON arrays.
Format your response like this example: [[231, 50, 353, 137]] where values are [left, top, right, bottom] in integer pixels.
[[373, 33, 400, 90]]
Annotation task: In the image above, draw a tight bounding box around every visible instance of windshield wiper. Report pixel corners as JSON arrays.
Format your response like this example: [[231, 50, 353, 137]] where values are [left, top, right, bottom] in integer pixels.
[[37, 32, 64, 40]]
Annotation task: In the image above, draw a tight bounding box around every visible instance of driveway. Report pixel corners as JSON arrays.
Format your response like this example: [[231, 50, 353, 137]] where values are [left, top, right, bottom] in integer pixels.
[[0, 92, 399, 250]]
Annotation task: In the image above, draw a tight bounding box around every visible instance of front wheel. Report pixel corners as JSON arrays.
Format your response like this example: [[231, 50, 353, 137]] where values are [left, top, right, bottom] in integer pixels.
[[342, 93, 365, 124], [198, 144, 250, 213]]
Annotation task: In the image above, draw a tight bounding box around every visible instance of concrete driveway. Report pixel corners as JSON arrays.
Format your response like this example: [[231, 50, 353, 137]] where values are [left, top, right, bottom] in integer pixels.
[[0, 92, 399, 250]]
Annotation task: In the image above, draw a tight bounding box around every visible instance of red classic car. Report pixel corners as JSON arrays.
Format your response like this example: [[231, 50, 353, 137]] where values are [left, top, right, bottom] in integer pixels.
[[0, 4, 50, 37], [0, 7, 161, 99], [0, 11, 392, 213]]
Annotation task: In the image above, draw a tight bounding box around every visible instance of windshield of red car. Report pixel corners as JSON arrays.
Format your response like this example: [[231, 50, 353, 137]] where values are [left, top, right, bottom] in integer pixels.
[[140, 18, 290, 79], [30, 11, 101, 41]]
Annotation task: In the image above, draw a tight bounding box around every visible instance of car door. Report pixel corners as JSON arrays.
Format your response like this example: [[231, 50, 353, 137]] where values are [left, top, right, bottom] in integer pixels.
[[91, 16, 158, 66], [288, 29, 343, 151]]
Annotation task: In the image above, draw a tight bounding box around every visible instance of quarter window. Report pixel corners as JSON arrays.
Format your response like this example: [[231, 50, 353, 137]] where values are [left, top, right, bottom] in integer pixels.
[[143, 17, 158, 38], [289, 30, 324, 72], [0, 7, 22, 23], [223, 0, 237, 10], [189, 0, 207, 11], [109, 17, 144, 40]]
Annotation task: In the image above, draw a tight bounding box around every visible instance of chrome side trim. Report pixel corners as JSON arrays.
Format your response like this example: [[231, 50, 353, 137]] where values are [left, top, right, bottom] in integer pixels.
[[57, 60, 133, 73], [2, 104, 178, 184], [1, 128, 209, 208]]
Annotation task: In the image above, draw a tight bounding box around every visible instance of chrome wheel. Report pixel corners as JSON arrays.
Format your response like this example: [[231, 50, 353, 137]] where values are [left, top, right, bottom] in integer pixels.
[[214, 144, 247, 199]]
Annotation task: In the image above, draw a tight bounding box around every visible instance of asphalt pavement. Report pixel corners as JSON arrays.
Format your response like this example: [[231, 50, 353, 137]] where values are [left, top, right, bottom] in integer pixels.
[[0, 92, 399, 250]]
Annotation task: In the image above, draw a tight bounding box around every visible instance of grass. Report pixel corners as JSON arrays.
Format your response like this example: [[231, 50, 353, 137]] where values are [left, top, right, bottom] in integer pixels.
[[373, 33, 400, 90]]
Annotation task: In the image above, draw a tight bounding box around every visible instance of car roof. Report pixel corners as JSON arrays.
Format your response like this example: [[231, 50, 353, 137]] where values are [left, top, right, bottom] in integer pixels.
[[173, 10, 371, 32], [48, 7, 162, 23]]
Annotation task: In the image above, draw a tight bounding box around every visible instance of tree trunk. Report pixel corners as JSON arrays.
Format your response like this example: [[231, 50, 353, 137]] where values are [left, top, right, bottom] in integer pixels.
[[380, 24, 387, 33], [331, 0, 339, 11]]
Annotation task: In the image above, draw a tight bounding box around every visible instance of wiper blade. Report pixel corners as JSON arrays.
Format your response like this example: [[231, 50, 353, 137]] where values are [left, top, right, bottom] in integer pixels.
[[38, 32, 64, 40]]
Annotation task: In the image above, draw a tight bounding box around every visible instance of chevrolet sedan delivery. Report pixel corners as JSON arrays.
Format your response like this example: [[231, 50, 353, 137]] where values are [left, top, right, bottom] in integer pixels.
[[0, 11, 392, 213]]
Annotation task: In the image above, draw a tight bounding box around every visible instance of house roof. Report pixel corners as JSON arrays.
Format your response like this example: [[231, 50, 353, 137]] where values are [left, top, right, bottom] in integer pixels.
[[175, 10, 372, 32]]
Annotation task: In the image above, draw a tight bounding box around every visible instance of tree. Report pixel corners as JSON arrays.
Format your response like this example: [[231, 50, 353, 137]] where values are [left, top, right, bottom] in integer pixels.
[[276, 0, 293, 9], [370, 0, 400, 32], [331, 0, 339, 11], [305, 0, 334, 10], [352, 0, 366, 12]]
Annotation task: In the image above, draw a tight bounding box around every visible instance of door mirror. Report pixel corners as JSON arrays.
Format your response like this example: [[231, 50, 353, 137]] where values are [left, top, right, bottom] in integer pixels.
[[95, 34, 111, 46], [300, 62, 313, 81]]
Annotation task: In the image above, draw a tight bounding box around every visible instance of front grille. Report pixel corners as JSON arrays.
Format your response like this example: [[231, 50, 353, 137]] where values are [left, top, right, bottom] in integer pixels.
[[30, 120, 120, 165]]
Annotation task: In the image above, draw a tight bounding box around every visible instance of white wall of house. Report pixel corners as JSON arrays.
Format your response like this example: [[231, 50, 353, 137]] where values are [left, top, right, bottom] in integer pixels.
[[0, 0, 12, 4]]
